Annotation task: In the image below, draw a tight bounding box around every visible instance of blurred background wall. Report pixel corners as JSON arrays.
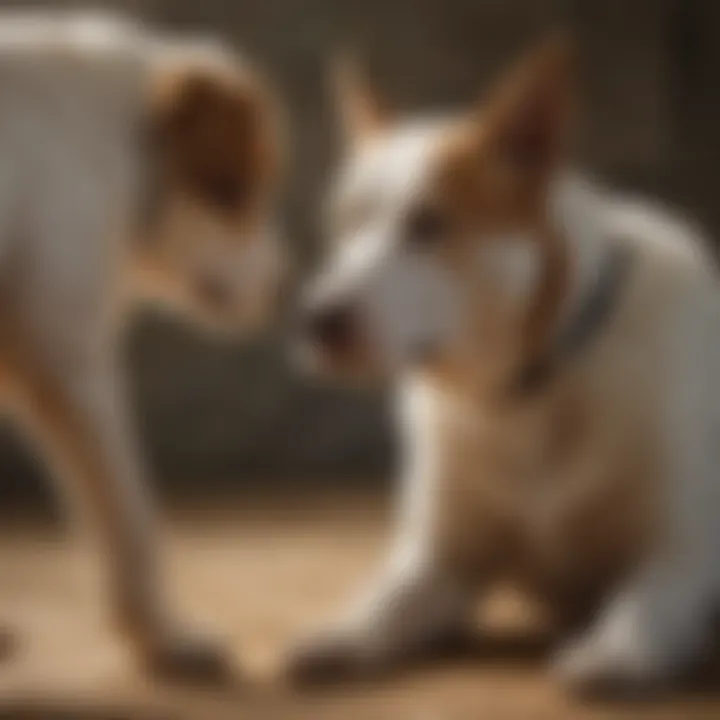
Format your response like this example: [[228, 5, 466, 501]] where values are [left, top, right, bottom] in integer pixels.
[[0, 0, 717, 503]]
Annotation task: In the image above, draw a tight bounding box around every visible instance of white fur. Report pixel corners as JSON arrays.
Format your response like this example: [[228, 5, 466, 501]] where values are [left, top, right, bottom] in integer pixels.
[[474, 233, 540, 301], [315, 121, 463, 366], [0, 10, 283, 669], [297, 130, 720, 689]]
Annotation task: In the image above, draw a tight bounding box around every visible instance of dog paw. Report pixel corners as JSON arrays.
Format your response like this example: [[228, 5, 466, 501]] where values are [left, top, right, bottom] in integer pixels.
[[551, 635, 666, 700], [285, 631, 380, 687], [141, 628, 233, 685]]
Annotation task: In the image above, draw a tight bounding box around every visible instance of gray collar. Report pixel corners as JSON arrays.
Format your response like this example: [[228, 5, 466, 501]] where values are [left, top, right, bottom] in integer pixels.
[[509, 242, 634, 399]]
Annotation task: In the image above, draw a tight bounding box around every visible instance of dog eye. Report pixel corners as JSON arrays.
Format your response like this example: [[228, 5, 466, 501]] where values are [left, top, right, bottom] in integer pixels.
[[406, 206, 449, 248]]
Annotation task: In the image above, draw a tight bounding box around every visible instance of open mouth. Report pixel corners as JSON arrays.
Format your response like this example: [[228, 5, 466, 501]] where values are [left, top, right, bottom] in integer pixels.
[[297, 299, 447, 379], [295, 302, 380, 378]]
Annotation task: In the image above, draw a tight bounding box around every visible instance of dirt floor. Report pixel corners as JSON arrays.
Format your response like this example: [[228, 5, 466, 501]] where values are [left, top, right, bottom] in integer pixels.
[[0, 493, 717, 720]]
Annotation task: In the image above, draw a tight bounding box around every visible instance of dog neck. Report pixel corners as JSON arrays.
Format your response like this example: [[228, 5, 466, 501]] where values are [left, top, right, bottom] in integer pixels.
[[508, 174, 630, 400], [425, 174, 627, 404]]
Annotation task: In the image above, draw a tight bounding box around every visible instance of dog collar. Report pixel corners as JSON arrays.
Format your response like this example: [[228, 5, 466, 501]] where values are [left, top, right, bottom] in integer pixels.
[[509, 241, 634, 399]]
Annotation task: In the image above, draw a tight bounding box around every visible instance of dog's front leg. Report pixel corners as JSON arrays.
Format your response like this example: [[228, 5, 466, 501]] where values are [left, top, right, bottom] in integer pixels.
[[287, 378, 480, 684], [287, 533, 474, 685], [14, 355, 231, 682]]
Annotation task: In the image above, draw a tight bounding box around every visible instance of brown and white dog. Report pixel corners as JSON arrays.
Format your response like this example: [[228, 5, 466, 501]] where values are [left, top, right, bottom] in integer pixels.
[[291, 38, 720, 694], [0, 12, 285, 679]]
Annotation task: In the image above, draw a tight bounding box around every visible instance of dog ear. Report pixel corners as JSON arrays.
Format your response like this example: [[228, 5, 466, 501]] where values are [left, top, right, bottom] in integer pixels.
[[479, 33, 575, 182], [330, 53, 390, 147], [148, 67, 275, 215]]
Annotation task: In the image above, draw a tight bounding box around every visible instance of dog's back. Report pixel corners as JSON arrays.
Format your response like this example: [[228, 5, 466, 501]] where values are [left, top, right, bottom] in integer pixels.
[[0, 13, 151, 268]]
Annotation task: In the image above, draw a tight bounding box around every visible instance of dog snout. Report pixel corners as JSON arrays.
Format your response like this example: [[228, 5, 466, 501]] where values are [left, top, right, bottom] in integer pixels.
[[304, 301, 358, 354]]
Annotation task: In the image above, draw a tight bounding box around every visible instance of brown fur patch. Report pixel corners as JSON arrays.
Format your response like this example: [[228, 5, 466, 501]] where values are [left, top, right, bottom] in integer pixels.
[[148, 64, 281, 224], [427, 126, 569, 387], [425, 33, 575, 383], [479, 34, 574, 183]]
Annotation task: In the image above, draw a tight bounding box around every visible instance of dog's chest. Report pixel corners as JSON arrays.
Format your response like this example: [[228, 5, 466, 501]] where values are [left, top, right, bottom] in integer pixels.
[[464, 398, 588, 521], [437, 383, 657, 590]]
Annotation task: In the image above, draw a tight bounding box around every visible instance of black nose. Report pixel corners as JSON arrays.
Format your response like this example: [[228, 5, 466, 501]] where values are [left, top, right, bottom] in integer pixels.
[[305, 303, 357, 353]]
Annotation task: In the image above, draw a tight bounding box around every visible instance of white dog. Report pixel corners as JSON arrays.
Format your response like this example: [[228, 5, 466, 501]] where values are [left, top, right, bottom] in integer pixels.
[[290, 38, 720, 695], [0, 11, 285, 679]]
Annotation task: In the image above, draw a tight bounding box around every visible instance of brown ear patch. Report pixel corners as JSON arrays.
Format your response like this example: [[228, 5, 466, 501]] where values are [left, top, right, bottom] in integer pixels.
[[426, 34, 575, 230], [472, 35, 575, 365], [478, 34, 575, 195], [149, 66, 279, 217]]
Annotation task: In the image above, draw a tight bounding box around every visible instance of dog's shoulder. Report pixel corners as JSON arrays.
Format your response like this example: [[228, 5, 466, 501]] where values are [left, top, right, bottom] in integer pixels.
[[609, 192, 713, 273], [559, 180, 717, 365], [605, 191, 719, 355]]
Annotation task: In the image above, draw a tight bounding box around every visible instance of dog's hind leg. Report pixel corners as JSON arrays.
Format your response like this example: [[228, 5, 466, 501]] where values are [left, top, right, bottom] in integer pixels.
[[553, 329, 720, 697], [10, 355, 232, 682]]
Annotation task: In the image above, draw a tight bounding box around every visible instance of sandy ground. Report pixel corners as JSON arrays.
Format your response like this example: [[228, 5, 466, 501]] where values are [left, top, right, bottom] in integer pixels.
[[0, 493, 717, 720]]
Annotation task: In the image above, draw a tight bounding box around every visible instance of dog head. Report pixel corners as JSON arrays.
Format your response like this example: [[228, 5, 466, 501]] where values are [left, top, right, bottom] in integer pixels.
[[300, 37, 574, 382], [134, 44, 287, 335]]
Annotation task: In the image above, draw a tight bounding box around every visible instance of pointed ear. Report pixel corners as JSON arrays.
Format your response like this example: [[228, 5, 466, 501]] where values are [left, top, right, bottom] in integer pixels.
[[330, 52, 389, 147], [480, 33, 575, 178]]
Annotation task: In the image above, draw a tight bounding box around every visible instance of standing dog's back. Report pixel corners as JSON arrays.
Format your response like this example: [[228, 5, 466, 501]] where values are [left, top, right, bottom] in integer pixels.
[[0, 10, 286, 681]]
